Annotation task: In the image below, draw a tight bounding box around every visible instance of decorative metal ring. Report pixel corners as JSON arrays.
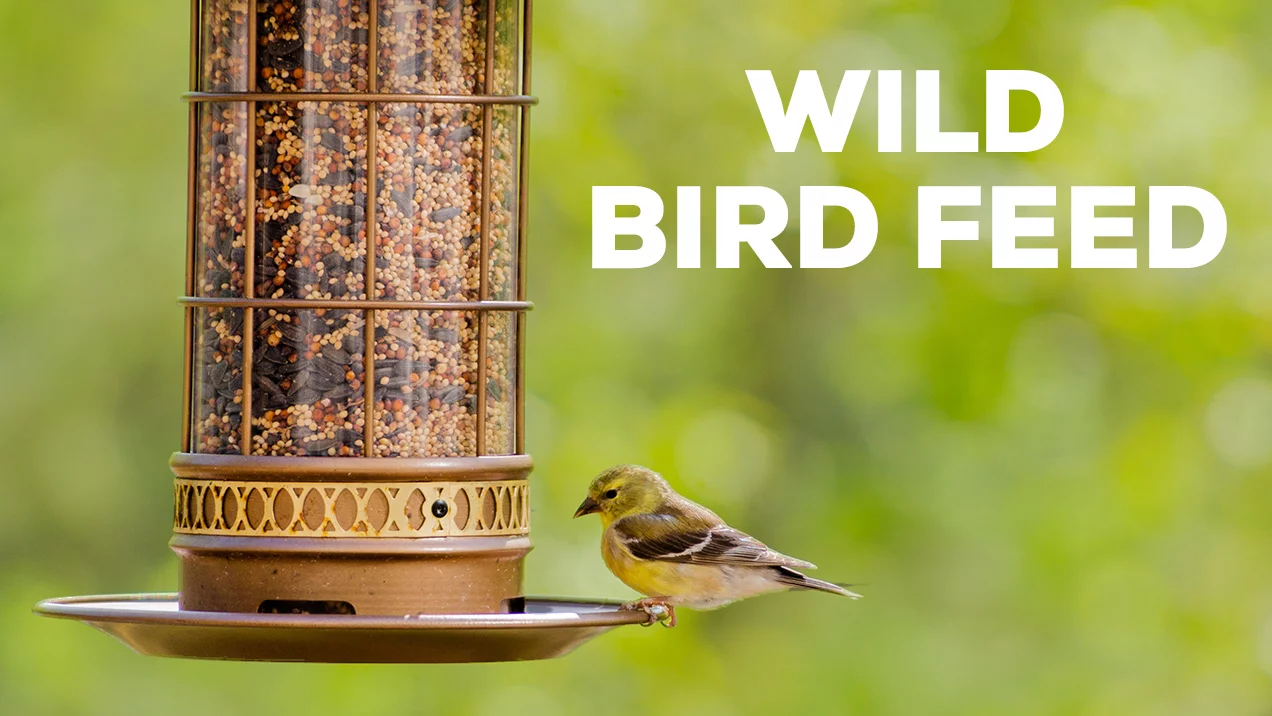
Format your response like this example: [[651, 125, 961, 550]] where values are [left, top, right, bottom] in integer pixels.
[[185, 92, 538, 105], [170, 453, 534, 482], [173, 477, 529, 538], [180, 297, 533, 312]]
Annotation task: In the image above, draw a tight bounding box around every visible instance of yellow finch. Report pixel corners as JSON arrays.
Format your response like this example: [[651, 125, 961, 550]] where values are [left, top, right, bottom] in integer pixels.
[[574, 464, 860, 626]]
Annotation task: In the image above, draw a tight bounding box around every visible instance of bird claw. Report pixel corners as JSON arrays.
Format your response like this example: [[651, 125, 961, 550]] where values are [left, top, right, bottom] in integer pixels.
[[643, 604, 673, 628], [621, 598, 677, 628]]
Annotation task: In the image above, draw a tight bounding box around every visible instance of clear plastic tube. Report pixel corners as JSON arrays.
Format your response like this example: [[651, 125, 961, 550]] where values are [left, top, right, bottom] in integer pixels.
[[192, 0, 523, 457]]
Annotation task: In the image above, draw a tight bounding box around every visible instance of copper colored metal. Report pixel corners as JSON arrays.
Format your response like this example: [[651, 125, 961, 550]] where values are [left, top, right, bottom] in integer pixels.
[[179, 297, 533, 311], [475, 0, 500, 456], [367, 0, 379, 95], [182, 3, 199, 451], [184, 92, 537, 105], [172, 478, 529, 537], [170, 452, 533, 481], [173, 536, 530, 615], [238, 274, 255, 456], [363, 2, 380, 456], [181, 306, 194, 452], [515, 0, 533, 454], [182, 108, 196, 453], [35, 595, 649, 663], [188, 0, 199, 90], [363, 302, 377, 454], [363, 118, 378, 455], [239, 4, 258, 457]]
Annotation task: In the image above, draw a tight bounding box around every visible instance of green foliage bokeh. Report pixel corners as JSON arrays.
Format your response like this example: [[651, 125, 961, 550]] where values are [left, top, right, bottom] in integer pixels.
[[3, 0, 1272, 713]]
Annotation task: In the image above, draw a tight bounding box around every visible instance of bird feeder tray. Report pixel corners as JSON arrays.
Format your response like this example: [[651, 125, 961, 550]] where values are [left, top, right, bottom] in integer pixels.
[[35, 594, 648, 663], [37, 0, 642, 663]]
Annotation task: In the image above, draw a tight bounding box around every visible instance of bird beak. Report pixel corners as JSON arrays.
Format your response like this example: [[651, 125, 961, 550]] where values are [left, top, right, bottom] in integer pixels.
[[573, 496, 600, 518]]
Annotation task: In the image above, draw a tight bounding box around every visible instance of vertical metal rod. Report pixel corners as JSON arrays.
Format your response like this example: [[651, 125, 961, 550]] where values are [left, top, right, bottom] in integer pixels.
[[521, 0, 533, 100], [182, 309, 194, 452], [183, 0, 201, 452], [363, 300, 376, 456], [240, 1, 259, 456], [363, 1, 380, 456], [475, 0, 498, 456], [367, 0, 379, 94], [183, 107, 198, 453], [190, 0, 201, 91], [247, 0, 257, 93], [513, 0, 532, 454]]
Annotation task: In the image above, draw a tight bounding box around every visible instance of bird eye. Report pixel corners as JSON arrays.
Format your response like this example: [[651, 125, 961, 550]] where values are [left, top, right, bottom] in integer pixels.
[[604, 489, 618, 499]]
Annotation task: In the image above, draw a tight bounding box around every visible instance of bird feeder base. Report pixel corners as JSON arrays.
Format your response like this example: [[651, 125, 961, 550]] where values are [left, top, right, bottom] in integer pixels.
[[34, 594, 649, 663], [168, 454, 538, 616]]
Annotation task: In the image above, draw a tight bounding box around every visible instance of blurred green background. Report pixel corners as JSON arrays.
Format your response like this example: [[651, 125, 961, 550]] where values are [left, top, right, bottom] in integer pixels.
[[4, 0, 1272, 713]]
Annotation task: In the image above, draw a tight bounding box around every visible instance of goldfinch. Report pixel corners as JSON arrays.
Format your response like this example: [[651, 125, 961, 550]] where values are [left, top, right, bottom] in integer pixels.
[[574, 464, 860, 627]]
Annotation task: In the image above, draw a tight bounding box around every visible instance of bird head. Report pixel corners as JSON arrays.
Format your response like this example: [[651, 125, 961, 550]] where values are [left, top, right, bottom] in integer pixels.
[[574, 464, 670, 523]]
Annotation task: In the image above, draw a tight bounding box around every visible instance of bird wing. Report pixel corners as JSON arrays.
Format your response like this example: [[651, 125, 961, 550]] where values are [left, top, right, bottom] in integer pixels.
[[611, 513, 816, 570]]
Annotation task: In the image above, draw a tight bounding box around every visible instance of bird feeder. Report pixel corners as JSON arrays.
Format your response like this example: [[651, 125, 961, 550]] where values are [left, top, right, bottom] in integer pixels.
[[36, 0, 646, 663]]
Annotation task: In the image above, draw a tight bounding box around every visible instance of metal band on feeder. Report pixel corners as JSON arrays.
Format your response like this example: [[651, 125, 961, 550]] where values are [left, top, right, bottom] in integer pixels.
[[36, 0, 648, 663]]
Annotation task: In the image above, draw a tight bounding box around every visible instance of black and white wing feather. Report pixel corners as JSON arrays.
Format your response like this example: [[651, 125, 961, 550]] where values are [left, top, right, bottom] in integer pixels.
[[611, 513, 816, 570]]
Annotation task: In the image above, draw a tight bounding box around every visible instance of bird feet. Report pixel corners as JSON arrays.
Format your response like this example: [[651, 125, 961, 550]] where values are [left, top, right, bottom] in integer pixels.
[[622, 597, 677, 628]]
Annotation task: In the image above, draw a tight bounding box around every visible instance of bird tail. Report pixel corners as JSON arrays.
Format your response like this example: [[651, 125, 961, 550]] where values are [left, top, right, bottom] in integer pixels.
[[774, 566, 862, 599]]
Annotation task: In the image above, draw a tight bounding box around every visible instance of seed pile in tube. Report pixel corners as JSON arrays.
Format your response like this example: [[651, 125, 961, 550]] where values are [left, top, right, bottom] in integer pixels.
[[192, 0, 522, 457]]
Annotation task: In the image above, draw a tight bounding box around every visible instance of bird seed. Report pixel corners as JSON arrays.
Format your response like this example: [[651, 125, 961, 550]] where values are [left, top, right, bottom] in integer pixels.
[[191, 0, 521, 457]]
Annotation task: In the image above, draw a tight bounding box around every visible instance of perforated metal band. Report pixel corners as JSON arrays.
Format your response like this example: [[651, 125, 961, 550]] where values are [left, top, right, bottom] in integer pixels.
[[174, 478, 528, 538]]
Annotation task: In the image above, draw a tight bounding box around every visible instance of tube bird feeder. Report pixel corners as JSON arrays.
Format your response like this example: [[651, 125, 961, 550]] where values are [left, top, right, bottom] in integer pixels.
[[36, 0, 646, 663]]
